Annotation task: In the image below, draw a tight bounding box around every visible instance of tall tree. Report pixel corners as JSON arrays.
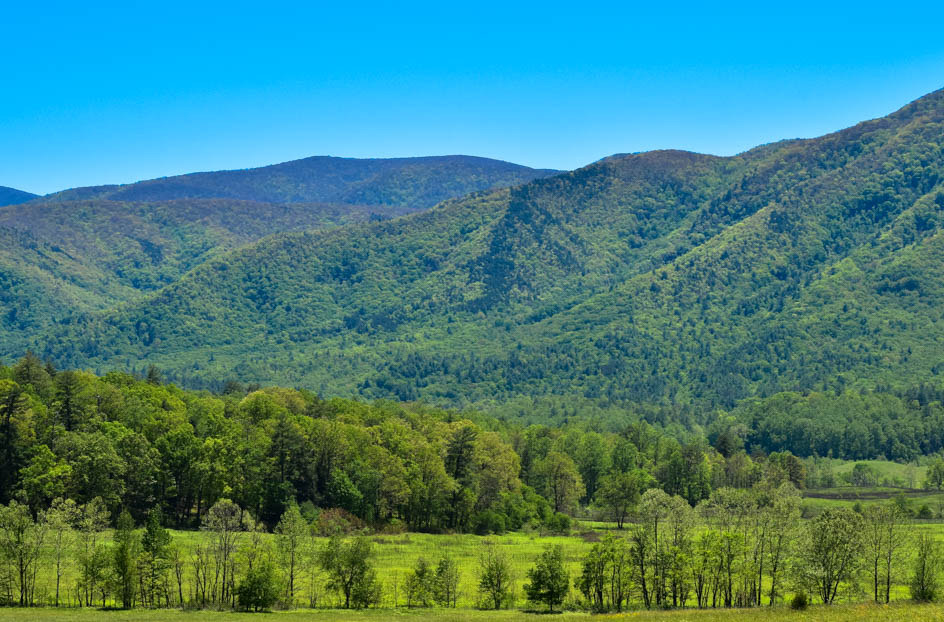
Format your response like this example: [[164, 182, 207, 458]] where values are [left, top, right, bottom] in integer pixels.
[[275, 502, 309, 605], [798, 508, 865, 604], [524, 545, 569, 612]]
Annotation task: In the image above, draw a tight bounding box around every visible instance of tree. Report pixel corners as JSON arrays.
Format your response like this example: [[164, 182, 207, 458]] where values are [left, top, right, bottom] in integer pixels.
[[577, 534, 631, 612], [478, 543, 513, 609], [318, 536, 379, 609], [911, 533, 942, 602], [596, 469, 646, 528], [111, 510, 140, 608], [0, 380, 29, 504], [524, 544, 569, 612], [19, 444, 72, 516], [534, 451, 584, 514], [797, 508, 864, 604], [434, 555, 460, 607], [851, 463, 880, 487], [765, 483, 800, 606], [862, 503, 908, 603], [275, 502, 308, 605], [76, 497, 110, 607], [202, 498, 249, 606], [404, 556, 435, 607], [0, 500, 46, 606], [140, 507, 172, 608], [236, 560, 282, 611], [45, 498, 79, 607], [926, 459, 944, 491]]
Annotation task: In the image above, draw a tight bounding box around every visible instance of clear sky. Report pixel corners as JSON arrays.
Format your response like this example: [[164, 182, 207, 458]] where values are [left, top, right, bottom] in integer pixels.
[[3, 1, 944, 194]]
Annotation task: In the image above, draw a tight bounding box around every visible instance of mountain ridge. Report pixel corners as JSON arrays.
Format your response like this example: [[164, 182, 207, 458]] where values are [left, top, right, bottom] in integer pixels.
[[0, 186, 38, 207], [38, 154, 560, 208]]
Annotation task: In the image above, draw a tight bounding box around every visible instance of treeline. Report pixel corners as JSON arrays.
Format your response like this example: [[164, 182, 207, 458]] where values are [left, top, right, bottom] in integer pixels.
[[0, 354, 824, 532], [1, 487, 942, 612]]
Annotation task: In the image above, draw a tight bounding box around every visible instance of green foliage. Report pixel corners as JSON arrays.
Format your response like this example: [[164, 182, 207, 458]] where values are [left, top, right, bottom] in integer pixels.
[[318, 536, 379, 609], [235, 559, 281, 612], [477, 543, 514, 609], [798, 508, 865, 604], [791, 591, 809, 610], [523, 545, 569, 612], [911, 533, 942, 602], [110, 510, 139, 608]]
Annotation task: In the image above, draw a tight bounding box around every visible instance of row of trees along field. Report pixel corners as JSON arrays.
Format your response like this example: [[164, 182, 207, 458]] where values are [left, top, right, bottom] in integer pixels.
[[1, 488, 943, 611]]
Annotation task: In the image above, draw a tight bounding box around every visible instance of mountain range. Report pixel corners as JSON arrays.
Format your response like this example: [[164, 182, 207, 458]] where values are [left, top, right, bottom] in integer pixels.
[[3, 89, 944, 412], [0, 156, 558, 340]]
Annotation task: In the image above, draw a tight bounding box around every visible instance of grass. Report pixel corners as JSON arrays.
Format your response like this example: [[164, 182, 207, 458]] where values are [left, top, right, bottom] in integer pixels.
[[6, 602, 944, 622], [32, 528, 598, 610]]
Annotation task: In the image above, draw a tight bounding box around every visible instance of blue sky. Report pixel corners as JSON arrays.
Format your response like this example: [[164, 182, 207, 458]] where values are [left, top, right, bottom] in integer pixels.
[[3, 1, 944, 194]]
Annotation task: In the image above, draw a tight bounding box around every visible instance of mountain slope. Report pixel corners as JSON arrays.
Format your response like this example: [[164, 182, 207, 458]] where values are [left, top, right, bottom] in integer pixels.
[[0, 186, 37, 206], [16, 89, 944, 409], [0, 198, 404, 339], [1, 154, 557, 345], [41, 155, 560, 209]]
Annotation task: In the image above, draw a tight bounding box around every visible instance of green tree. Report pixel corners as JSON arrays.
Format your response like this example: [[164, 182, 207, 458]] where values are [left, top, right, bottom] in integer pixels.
[[798, 508, 865, 604], [45, 497, 79, 607], [478, 543, 513, 609], [111, 510, 139, 608], [140, 507, 172, 608], [926, 459, 944, 491], [524, 544, 570, 612], [275, 502, 309, 605], [19, 444, 71, 515], [597, 469, 647, 528], [0, 500, 46, 606], [405, 556, 435, 607], [434, 555, 460, 607], [534, 451, 584, 514], [911, 533, 942, 602], [862, 503, 908, 604], [318, 536, 379, 609], [202, 498, 248, 606], [76, 497, 110, 606], [236, 559, 281, 611]]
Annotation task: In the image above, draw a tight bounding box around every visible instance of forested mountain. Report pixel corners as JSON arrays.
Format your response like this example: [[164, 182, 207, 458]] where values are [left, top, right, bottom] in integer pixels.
[[0, 185, 37, 206], [9, 89, 944, 414], [40, 155, 560, 209], [0, 155, 556, 348], [0, 198, 410, 342]]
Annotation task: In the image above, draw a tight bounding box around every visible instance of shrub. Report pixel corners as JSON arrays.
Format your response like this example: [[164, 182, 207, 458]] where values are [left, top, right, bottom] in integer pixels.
[[473, 510, 506, 535], [314, 508, 365, 536], [236, 560, 281, 612], [544, 512, 572, 534], [790, 591, 809, 610]]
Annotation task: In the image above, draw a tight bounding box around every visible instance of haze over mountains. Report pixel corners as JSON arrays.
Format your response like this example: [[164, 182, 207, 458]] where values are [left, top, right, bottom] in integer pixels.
[[3, 89, 944, 412]]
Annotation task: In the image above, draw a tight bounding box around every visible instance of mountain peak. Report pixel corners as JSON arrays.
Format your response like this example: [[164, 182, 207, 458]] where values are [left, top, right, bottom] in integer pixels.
[[0, 186, 38, 207]]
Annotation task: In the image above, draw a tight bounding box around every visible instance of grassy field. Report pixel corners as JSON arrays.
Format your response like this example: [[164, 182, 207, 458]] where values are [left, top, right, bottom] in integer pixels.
[[33, 528, 598, 609], [29, 521, 944, 610], [6, 602, 944, 622]]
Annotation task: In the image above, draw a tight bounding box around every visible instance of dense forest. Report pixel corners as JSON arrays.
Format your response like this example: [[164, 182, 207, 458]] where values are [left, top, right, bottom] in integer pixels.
[[5, 89, 941, 411], [2, 357, 944, 613], [3, 354, 943, 530]]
